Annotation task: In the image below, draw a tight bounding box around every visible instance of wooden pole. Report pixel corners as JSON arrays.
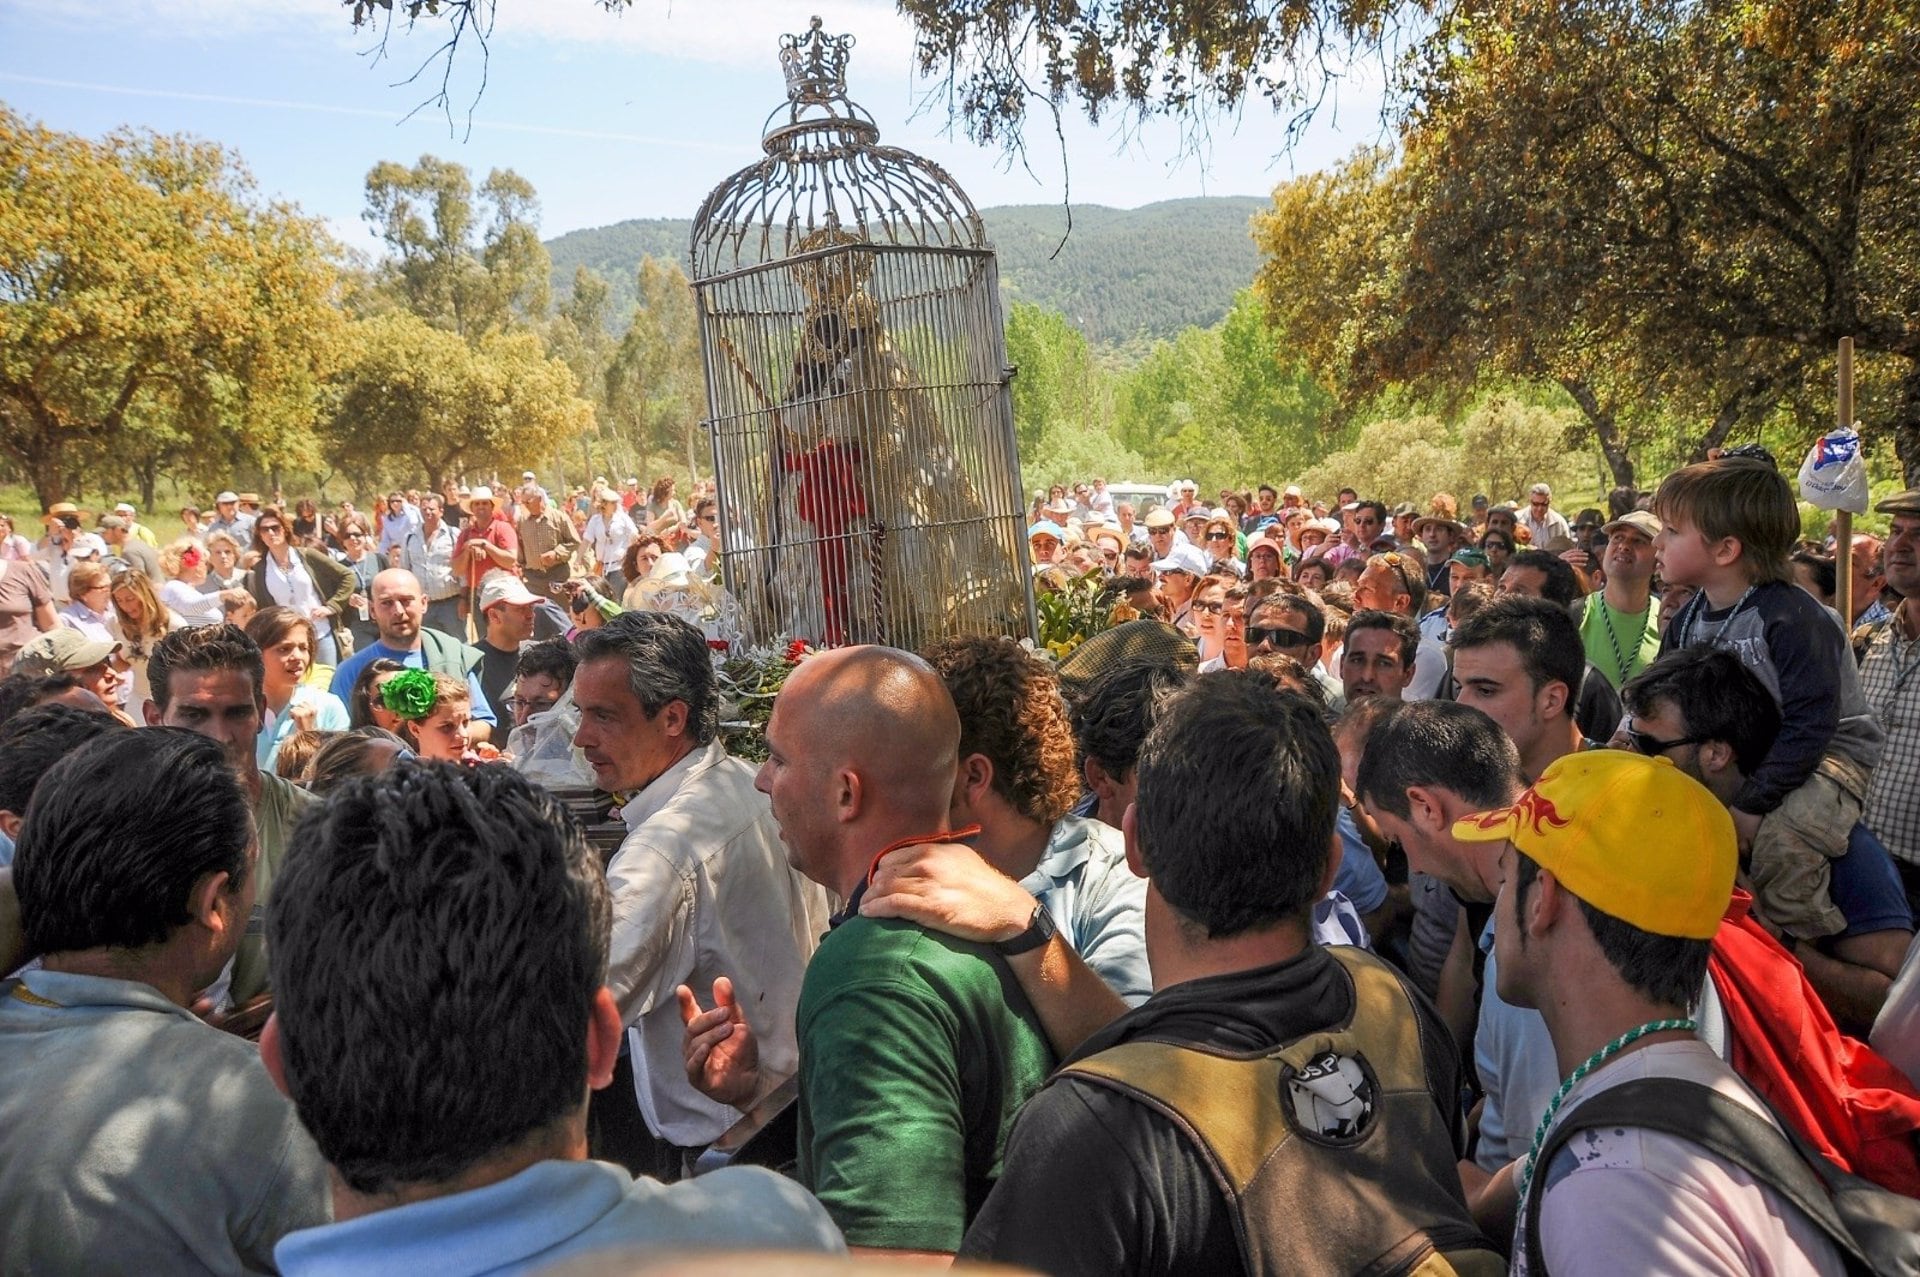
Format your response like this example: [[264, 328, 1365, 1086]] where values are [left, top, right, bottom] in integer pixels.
[[1836, 337, 1855, 625]]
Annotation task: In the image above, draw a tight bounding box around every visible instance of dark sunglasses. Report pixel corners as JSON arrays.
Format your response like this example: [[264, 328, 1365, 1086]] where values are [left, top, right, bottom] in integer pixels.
[[1249, 627, 1312, 648], [1190, 599, 1226, 615], [1206, 531, 1233, 541], [257, 524, 284, 535], [1624, 725, 1705, 757]]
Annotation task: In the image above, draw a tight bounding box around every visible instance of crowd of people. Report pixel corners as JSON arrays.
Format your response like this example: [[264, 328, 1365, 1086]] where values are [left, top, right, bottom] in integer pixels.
[[2, 448, 1920, 1275]]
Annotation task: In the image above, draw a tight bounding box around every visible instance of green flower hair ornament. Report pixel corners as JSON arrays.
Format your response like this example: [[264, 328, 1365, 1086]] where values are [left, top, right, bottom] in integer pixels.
[[380, 668, 440, 721]]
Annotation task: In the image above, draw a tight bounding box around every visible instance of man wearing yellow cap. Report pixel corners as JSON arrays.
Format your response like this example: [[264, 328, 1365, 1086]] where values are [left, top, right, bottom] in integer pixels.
[[1461, 751, 1842, 1275]]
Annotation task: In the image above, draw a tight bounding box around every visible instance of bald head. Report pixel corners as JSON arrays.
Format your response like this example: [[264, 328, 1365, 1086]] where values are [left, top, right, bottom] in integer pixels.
[[758, 646, 961, 894], [371, 568, 426, 647]]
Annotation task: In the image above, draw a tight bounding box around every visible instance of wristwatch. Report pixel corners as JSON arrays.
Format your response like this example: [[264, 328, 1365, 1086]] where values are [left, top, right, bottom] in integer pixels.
[[994, 903, 1058, 957]]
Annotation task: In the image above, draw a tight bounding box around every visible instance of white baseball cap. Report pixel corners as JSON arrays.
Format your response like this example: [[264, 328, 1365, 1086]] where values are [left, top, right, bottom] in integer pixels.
[[1151, 544, 1210, 577], [114, 502, 137, 516], [215, 491, 239, 505], [476, 571, 540, 611]]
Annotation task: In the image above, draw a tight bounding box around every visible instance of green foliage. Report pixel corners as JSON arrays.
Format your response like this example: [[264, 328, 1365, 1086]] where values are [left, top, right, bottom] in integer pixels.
[[326, 312, 593, 492], [0, 106, 343, 507], [547, 199, 1267, 347], [604, 257, 703, 475], [361, 155, 552, 341], [1291, 397, 1584, 507], [1034, 569, 1125, 661]]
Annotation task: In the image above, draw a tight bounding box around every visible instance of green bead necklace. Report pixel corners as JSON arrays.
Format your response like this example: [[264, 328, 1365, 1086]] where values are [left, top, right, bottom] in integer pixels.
[[1517, 1017, 1697, 1199]]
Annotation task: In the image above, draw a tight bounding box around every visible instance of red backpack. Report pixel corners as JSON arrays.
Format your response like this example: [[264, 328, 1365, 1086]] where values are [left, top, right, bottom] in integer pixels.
[[1710, 892, 1920, 1198]]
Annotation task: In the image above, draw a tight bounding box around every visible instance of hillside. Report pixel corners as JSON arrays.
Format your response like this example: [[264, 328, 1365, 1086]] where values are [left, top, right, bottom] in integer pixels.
[[543, 196, 1267, 347]]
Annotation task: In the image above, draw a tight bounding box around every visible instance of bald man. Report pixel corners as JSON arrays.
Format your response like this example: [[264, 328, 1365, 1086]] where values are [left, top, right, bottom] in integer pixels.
[[326, 568, 495, 739], [680, 647, 1056, 1259]]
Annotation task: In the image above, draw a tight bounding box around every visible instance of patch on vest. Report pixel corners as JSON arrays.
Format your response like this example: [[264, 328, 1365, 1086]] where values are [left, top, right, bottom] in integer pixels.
[[1281, 1050, 1378, 1145]]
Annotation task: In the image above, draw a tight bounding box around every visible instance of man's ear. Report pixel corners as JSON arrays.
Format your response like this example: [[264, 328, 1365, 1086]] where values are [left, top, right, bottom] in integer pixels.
[[833, 766, 863, 825], [1122, 802, 1146, 880], [658, 698, 691, 741], [187, 870, 234, 936], [1697, 739, 1736, 779], [141, 699, 162, 727], [259, 1013, 291, 1099], [954, 753, 994, 811], [586, 988, 623, 1092], [1082, 756, 1117, 811], [1404, 785, 1449, 835], [1540, 678, 1571, 722], [0, 811, 20, 841]]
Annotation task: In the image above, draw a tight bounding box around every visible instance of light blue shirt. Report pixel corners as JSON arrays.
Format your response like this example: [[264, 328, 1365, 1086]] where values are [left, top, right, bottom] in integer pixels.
[[1334, 808, 1389, 916], [1021, 816, 1152, 1004], [0, 828, 11, 869], [275, 1158, 843, 1276], [0, 969, 331, 1273], [259, 685, 353, 770]]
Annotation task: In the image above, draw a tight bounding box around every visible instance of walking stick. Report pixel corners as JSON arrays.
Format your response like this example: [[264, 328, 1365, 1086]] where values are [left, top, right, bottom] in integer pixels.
[[1837, 337, 1855, 625]]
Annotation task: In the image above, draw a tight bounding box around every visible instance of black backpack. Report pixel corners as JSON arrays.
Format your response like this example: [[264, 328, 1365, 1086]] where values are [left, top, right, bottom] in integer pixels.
[[1523, 1076, 1920, 1277]]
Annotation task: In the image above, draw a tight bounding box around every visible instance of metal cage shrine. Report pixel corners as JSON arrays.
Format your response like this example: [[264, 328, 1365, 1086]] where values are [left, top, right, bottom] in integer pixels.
[[688, 16, 1035, 653]]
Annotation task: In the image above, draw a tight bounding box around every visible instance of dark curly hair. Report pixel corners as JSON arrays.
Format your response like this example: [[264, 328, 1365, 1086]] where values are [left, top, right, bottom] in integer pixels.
[[922, 634, 1080, 827]]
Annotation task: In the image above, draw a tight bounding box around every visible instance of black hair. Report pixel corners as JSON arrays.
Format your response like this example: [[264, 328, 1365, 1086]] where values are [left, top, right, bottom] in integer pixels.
[[514, 637, 577, 689], [0, 672, 82, 726], [1253, 591, 1328, 646], [1621, 648, 1781, 778], [268, 764, 611, 1194], [1354, 700, 1525, 820], [1134, 671, 1340, 938], [148, 624, 265, 713], [348, 658, 406, 730], [569, 575, 615, 617], [1345, 609, 1420, 669], [1353, 499, 1389, 525], [570, 611, 718, 746], [0, 704, 125, 815], [15, 729, 251, 954], [1607, 486, 1640, 520], [1789, 550, 1837, 601], [1513, 852, 1708, 1009], [1449, 595, 1585, 704], [1505, 549, 1584, 607], [1069, 658, 1192, 783]]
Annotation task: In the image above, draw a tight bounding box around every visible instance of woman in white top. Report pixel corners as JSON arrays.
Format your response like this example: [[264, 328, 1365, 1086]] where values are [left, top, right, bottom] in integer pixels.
[[244, 606, 350, 771], [108, 568, 183, 711], [158, 538, 225, 627], [243, 510, 354, 666]]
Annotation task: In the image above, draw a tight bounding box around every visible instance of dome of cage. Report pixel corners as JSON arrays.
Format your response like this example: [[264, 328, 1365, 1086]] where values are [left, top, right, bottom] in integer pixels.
[[689, 17, 988, 280]]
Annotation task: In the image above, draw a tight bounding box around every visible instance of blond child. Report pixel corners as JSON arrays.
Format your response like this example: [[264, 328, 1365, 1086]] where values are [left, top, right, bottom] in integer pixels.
[[1654, 457, 1884, 939]]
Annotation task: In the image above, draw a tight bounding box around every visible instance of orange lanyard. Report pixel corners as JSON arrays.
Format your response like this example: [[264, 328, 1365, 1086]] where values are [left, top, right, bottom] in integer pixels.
[[863, 825, 982, 890]]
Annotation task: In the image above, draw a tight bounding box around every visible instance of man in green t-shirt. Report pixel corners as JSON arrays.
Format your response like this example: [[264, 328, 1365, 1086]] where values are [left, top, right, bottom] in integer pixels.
[[1577, 510, 1663, 691], [679, 646, 1055, 1258]]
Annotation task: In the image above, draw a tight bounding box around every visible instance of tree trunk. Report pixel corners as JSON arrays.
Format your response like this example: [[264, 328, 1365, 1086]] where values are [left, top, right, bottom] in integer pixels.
[[1891, 356, 1920, 489], [137, 455, 160, 512], [1560, 378, 1635, 489]]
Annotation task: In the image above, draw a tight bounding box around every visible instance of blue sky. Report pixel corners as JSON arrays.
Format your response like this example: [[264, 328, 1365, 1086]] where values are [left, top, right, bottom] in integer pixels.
[[0, 0, 1384, 255]]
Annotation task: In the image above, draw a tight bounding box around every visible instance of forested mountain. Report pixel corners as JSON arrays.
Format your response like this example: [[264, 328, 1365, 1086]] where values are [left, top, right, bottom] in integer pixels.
[[543, 196, 1266, 347]]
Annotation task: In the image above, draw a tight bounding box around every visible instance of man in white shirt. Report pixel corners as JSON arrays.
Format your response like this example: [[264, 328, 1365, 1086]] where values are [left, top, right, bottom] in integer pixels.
[[1519, 482, 1571, 548], [585, 489, 640, 595], [1463, 751, 1844, 1276], [569, 611, 830, 1179], [399, 496, 462, 637]]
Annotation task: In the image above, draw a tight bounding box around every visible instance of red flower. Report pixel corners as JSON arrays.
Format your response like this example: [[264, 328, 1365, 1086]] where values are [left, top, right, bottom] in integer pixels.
[[784, 639, 813, 663]]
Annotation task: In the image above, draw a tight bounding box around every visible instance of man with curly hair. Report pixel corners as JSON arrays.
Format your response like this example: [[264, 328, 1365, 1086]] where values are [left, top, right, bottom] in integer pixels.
[[909, 636, 1150, 1003]]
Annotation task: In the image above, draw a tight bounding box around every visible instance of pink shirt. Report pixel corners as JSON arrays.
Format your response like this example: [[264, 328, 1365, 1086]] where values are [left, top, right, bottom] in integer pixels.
[[1519, 1040, 1845, 1277]]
